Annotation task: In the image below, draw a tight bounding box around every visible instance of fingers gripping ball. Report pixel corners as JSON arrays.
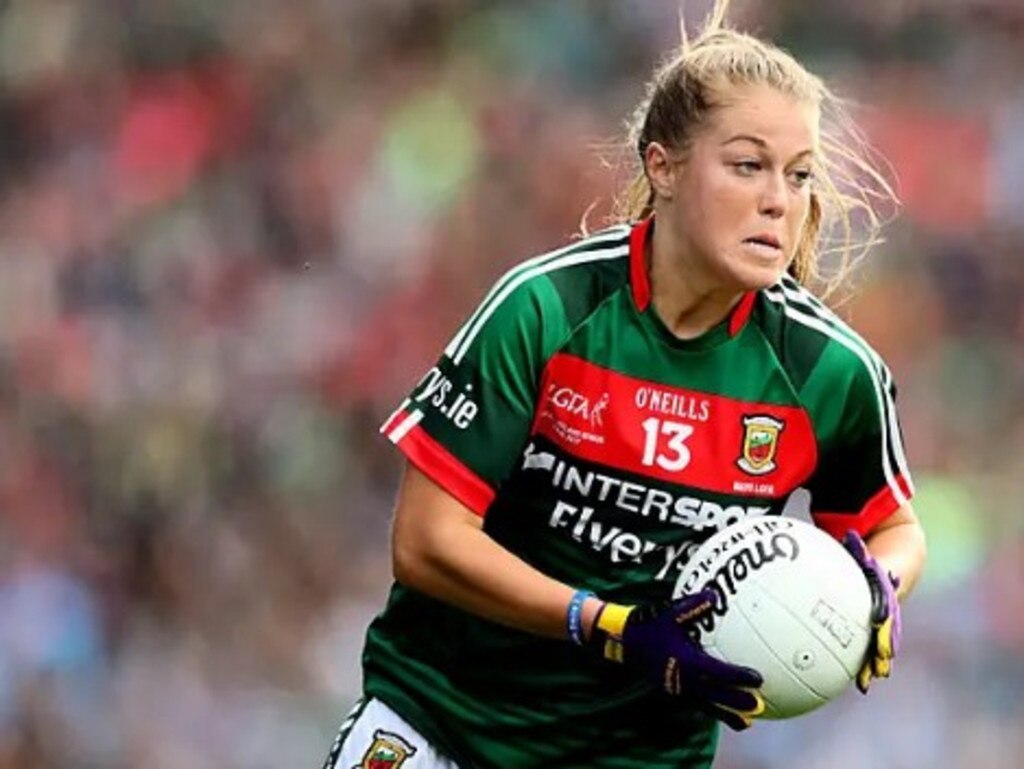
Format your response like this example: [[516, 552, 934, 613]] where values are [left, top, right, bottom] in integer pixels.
[[588, 591, 765, 731], [842, 530, 902, 693], [674, 517, 875, 720]]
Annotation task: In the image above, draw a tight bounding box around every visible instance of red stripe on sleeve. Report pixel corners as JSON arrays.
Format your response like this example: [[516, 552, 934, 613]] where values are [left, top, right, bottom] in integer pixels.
[[379, 407, 409, 436], [392, 423, 495, 517], [811, 473, 912, 539]]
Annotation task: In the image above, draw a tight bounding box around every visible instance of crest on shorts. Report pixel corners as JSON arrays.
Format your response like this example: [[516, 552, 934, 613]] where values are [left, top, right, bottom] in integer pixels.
[[354, 729, 417, 769], [737, 415, 784, 475]]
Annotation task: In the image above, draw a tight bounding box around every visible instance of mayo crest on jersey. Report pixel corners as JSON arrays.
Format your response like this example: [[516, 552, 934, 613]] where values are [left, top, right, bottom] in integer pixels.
[[371, 219, 913, 769]]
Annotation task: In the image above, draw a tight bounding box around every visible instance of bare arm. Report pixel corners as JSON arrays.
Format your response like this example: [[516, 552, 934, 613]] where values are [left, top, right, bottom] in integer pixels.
[[391, 463, 603, 640], [865, 503, 927, 599]]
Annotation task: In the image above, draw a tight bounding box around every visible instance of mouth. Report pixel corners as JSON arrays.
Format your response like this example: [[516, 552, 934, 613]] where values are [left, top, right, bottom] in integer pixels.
[[744, 234, 782, 249], [742, 235, 783, 257]]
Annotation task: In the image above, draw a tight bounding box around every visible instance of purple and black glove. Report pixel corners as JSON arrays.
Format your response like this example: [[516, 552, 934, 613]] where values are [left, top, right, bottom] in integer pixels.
[[843, 530, 902, 693], [588, 589, 765, 730]]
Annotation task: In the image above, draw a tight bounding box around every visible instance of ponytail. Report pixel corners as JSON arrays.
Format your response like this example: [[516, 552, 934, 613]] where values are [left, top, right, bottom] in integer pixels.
[[613, 173, 656, 224]]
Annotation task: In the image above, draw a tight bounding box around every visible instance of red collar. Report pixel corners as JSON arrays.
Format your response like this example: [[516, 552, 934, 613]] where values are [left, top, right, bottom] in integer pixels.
[[628, 217, 756, 338], [628, 217, 654, 311]]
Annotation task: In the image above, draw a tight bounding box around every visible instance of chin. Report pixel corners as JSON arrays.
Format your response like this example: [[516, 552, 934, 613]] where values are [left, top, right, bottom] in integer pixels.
[[727, 261, 787, 291]]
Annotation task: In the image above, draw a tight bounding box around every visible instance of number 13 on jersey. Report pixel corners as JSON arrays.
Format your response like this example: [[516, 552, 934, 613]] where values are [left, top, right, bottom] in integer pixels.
[[640, 418, 695, 471]]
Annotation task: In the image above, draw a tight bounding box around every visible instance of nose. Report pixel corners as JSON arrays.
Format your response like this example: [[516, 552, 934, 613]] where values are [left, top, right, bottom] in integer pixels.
[[758, 171, 788, 219]]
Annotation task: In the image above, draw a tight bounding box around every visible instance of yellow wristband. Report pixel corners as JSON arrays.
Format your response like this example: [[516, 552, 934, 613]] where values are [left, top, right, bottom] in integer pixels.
[[596, 602, 633, 638]]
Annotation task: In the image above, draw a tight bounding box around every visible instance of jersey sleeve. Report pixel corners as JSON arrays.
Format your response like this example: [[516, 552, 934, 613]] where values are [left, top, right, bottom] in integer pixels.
[[804, 350, 915, 539], [379, 274, 568, 516]]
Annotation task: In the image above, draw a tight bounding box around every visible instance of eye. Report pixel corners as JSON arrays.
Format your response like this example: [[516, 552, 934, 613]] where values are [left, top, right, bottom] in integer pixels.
[[733, 160, 762, 176], [789, 168, 814, 187]]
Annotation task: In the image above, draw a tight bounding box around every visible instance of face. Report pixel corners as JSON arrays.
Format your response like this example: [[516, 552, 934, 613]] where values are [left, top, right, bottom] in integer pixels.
[[648, 82, 819, 291]]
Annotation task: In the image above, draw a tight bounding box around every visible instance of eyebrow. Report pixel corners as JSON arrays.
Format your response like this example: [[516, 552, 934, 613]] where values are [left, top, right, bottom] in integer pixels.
[[722, 134, 814, 158]]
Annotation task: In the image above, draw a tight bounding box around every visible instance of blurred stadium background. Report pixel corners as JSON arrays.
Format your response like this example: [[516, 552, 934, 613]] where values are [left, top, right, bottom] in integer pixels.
[[0, 1, 1021, 767]]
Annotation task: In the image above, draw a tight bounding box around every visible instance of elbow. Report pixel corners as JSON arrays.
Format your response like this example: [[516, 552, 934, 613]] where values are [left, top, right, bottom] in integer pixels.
[[904, 515, 928, 566], [391, 514, 437, 590], [391, 534, 422, 588], [387, 465, 484, 592]]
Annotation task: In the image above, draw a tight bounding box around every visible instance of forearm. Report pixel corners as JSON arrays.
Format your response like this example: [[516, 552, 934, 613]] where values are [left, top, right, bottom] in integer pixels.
[[397, 521, 604, 639], [866, 516, 926, 599], [393, 467, 603, 641]]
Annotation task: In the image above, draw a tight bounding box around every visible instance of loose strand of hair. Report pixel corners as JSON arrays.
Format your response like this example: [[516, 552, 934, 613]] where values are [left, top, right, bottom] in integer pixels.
[[704, 0, 733, 40], [812, 108, 900, 300]]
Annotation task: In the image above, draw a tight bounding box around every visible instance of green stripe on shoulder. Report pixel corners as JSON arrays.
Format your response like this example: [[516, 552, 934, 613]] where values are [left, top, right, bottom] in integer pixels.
[[776, 277, 889, 379], [753, 290, 830, 391], [543, 249, 632, 330], [448, 227, 630, 364]]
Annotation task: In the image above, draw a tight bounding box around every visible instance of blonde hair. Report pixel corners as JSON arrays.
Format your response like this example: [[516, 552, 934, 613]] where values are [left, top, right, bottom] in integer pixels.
[[612, 0, 897, 298]]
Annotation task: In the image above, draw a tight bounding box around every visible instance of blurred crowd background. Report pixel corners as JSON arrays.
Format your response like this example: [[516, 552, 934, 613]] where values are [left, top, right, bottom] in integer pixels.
[[0, 1, 1021, 767]]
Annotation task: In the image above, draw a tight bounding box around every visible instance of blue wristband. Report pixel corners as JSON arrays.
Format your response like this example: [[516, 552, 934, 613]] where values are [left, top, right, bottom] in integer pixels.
[[567, 589, 595, 646]]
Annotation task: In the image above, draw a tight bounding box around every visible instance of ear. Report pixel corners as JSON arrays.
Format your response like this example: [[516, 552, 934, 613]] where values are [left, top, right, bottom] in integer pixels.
[[643, 142, 677, 200]]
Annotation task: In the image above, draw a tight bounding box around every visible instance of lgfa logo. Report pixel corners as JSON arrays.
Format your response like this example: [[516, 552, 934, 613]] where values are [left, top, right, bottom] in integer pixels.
[[542, 382, 610, 431], [737, 415, 784, 475]]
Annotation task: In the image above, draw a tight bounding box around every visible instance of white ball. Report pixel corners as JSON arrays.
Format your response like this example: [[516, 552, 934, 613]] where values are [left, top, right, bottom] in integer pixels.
[[673, 516, 872, 719]]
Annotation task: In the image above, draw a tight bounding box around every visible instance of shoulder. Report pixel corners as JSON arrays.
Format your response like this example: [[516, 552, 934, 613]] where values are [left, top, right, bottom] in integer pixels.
[[444, 225, 631, 364], [757, 276, 894, 401], [457, 225, 631, 331], [500, 224, 632, 301]]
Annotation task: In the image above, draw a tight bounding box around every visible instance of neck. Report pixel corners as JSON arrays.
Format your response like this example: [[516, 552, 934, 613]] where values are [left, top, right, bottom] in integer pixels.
[[648, 220, 744, 341]]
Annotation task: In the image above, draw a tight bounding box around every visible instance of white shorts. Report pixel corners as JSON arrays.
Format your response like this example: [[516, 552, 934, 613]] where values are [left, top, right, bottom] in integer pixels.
[[322, 698, 460, 769]]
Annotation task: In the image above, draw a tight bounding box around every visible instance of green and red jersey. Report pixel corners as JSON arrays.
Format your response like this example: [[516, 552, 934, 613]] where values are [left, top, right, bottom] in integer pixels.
[[364, 219, 914, 768]]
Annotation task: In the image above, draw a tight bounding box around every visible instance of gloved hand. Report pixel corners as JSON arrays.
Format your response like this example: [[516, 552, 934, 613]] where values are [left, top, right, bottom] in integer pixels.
[[588, 589, 764, 730], [843, 530, 902, 693]]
